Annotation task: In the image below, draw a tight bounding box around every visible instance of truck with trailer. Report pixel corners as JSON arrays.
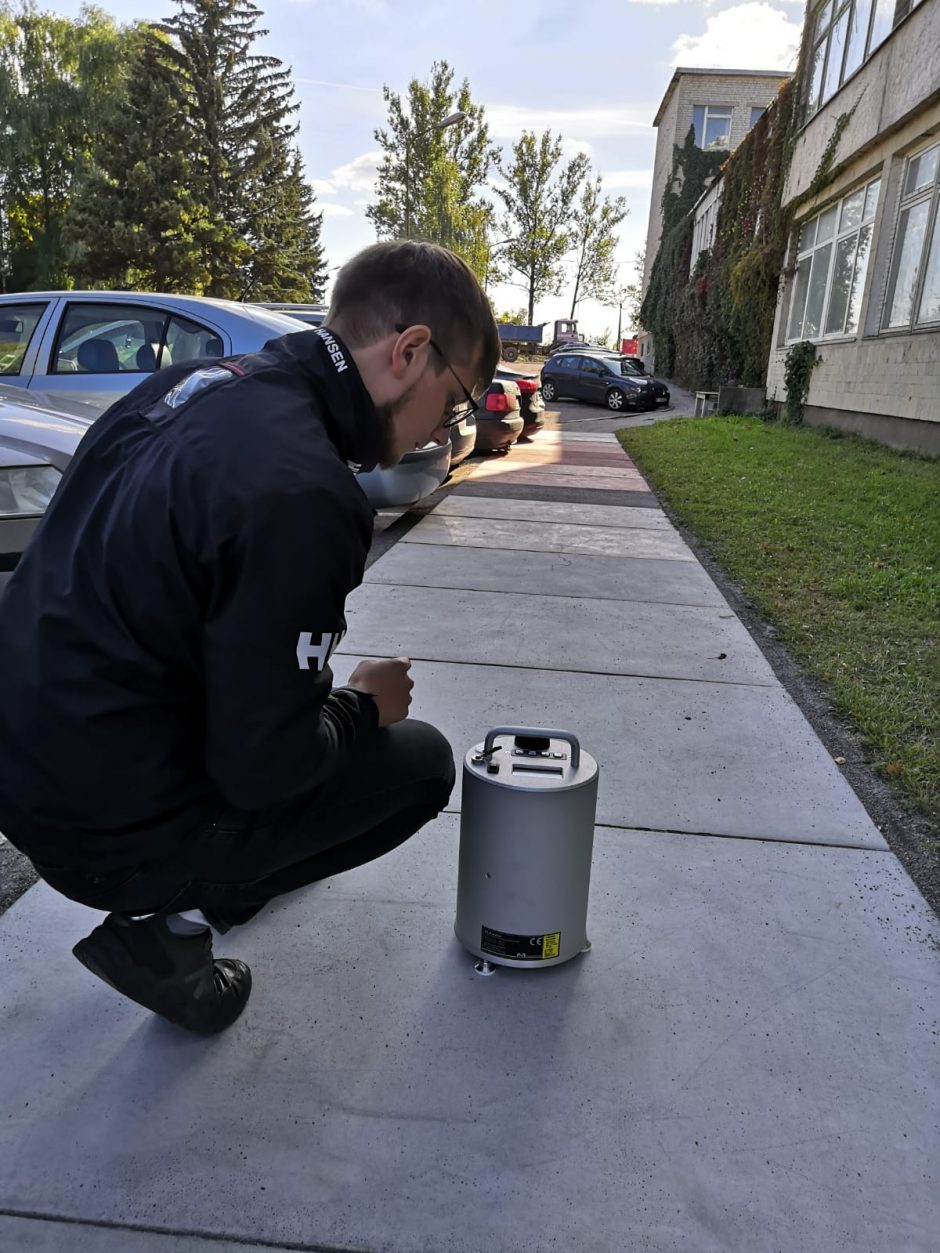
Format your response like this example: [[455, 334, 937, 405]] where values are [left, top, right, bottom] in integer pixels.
[[497, 319, 583, 361]]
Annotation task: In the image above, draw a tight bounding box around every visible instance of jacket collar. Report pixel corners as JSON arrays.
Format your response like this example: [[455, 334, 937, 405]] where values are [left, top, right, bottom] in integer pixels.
[[280, 326, 382, 472]]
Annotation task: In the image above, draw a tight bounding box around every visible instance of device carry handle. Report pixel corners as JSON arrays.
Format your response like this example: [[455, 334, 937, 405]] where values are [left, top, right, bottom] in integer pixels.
[[482, 726, 581, 770]]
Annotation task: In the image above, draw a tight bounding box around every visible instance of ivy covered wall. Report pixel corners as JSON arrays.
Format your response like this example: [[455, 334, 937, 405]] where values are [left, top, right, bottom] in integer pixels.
[[640, 78, 801, 390]]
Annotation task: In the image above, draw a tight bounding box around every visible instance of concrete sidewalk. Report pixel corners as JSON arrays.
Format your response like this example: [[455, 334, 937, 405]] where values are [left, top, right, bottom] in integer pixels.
[[1, 431, 938, 1252]]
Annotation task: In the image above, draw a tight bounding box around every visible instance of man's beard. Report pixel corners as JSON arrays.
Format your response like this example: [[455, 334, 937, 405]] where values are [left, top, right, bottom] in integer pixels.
[[374, 380, 420, 469]]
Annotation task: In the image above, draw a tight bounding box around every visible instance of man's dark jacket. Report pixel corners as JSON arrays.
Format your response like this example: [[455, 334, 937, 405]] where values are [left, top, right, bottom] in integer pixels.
[[0, 328, 382, 870]]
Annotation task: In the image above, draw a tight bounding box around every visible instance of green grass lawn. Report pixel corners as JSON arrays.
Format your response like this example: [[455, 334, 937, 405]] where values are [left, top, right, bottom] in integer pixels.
[[617, 416, 940, 833]]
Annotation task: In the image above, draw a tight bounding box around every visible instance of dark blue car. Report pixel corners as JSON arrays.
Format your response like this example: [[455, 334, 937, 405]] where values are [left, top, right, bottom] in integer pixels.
[[540, 352, 668, 412]]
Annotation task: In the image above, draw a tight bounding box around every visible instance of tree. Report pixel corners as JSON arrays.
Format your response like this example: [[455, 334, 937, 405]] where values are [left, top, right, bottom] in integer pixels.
[[608, 248, 646, 343], [64, 25, 213, 291], [495, 307, 526, 324], [367, 60, 495, 283], [566, 173, 628, 318], [155, 0, 325, 299], [492, 132, 589, 325], [0, 0, 129, 290]]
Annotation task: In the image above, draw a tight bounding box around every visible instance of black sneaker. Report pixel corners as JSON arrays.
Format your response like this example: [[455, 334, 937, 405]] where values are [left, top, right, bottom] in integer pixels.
[[73, 912, 251, 1034]]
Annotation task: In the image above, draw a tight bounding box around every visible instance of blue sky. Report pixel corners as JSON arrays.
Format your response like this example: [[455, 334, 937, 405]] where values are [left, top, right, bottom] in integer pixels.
[[52, 0, 805, 335]]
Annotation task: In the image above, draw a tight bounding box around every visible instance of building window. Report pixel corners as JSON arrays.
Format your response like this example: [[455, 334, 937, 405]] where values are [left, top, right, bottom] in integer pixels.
[[883, 142, 940, 330], [806, 0, 926, 119], [787, 177, 881, 342], [749, 106, 767, 130], [690, 194, 721, 275], [692, 106, 733, 152]]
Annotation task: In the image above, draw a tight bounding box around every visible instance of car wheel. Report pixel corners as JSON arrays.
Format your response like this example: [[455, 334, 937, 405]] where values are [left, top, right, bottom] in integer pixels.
[[503, 345, 518, 362], [606, 388, 626, 411], [541, 379, 556, 402]]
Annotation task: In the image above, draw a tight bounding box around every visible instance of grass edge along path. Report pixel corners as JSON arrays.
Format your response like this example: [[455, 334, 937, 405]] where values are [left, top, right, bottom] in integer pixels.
[[617, 415, 939, 847]]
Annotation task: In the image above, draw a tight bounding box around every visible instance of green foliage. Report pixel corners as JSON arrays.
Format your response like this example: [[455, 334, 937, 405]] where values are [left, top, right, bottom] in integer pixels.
[[618, 416, 940, 830], [640, 78, 798, 389], [155, 0, 324, 300], [64, 24, 212, 292], [782, 340, 819, 425], [495, 307, 526, 324], [367, 60, 495, 283], [566, 172, 628, 317], [493, 131, 589, 325], [0, 0, 130, 290], [0, 0, 326, 299]]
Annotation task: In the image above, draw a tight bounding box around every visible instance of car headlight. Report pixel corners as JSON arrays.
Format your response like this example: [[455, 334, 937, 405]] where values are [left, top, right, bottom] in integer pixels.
[[0, 465, 62, 518]]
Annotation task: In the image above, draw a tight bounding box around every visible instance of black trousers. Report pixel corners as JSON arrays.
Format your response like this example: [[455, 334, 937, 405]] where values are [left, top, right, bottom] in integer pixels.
[[31, 720, 455, 924]]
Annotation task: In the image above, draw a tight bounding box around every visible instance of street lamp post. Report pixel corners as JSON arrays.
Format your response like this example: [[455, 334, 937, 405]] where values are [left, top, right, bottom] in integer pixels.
[[404, 110, 466, 239], [483, 236, 520, 294]]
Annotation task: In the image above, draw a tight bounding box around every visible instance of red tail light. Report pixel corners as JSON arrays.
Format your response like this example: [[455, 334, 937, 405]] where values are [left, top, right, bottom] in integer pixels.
[[516, 378, 538, 394], [485, 392, 514, 413]]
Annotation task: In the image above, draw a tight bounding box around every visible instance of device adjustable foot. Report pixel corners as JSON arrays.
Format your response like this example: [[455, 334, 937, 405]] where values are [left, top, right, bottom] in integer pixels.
[[580, 938, 592, 954], [474, 958, 497, 976]]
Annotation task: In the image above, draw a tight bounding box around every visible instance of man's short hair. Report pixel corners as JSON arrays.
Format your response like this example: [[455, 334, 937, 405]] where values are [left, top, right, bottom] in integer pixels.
[[327, 241, 500, 393]]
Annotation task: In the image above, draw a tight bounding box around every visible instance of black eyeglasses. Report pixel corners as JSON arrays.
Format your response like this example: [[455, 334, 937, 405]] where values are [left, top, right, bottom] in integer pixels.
[[394, 324, 479, 426]]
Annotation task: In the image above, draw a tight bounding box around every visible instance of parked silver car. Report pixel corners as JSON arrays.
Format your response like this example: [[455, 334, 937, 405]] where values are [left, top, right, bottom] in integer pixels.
[[253, 302, 329, 327], [0, 385, 96, 593], [0, 291, 450, 508]]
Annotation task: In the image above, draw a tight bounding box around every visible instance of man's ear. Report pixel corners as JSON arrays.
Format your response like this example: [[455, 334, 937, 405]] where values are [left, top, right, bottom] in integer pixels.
[[392, 325, 432, 379]]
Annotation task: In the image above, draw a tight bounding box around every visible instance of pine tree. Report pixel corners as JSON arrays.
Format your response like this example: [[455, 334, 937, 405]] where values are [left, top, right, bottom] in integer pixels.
[[65, 26, 212, 291], [156, 0, 325, 298]]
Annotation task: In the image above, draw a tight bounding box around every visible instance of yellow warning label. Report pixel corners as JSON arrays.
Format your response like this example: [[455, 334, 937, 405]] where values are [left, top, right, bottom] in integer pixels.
[[542, 932, 561, 959]]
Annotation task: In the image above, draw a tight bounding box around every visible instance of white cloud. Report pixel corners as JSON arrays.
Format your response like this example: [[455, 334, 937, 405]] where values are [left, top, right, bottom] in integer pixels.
[[603, 169, 655, 190], [318, 203, 354, 218], [628, 0, 686, 5], [353, 198, 373, 207], [329, 150, 383, 193], [485, 103, 653, 140], [560, 136, 594, 162], [672, 2, 801, 70], [311, 179, 335, 195]]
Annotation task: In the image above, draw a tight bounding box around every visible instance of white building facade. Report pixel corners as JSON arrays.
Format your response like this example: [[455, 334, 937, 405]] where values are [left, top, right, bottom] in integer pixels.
[[766, 0, 940, 452]]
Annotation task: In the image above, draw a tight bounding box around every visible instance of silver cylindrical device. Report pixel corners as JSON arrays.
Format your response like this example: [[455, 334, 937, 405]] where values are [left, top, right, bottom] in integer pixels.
[[455, 726, 599, 969]]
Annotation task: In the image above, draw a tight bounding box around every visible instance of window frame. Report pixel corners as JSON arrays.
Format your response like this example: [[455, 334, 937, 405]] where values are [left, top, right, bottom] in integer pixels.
[[0, 301, 49, 377], [806, 0, 928, 120], [692, 104, 734, 153], [786, 176, 882, 344], [881, 140, 940, 333]]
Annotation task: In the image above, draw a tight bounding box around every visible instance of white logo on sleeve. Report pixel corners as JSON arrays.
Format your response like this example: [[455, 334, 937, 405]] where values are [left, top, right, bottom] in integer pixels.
[[296, 629, 346, 671]]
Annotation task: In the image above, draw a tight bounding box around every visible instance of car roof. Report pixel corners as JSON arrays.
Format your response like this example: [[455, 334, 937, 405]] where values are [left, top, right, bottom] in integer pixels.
[[0, 291, 308, 335]]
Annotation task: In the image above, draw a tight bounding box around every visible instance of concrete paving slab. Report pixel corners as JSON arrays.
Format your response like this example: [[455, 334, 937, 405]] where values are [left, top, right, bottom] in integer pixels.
[[402, 515, 694, 561], [471, 462, 647, 486], [0, 1215, 276, 1252], [468, 468, 650, 491], [493, 448, 634, 466], [0, 821, 935, 1252], [532, 430, 621, 443], [453, 481, 660, 509], [331, 657, 887, 848], [435, 494, 674, 530], [364, 543, 729, 608], [341, 584, 776, 686]]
